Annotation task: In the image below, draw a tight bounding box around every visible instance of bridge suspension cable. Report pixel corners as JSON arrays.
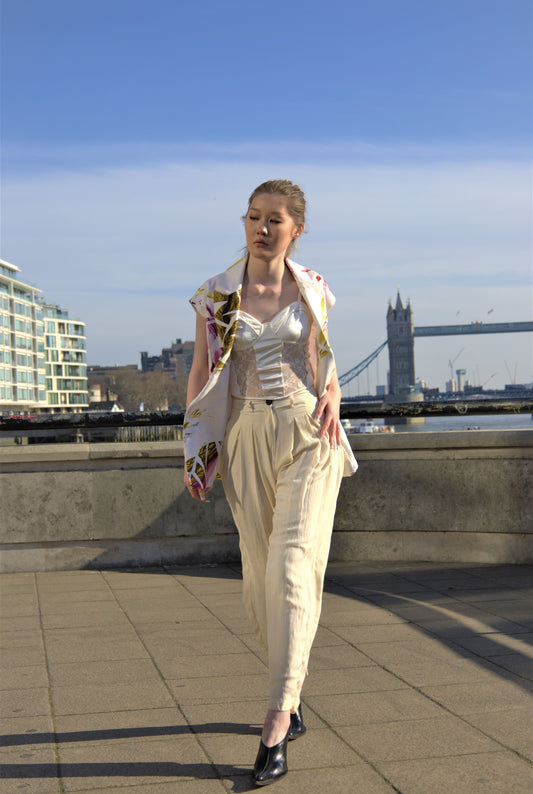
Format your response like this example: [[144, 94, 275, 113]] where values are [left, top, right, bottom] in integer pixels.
[[338, 341, 388, 387]]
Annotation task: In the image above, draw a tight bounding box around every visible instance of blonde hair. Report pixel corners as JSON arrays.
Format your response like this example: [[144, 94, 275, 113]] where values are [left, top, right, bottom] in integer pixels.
[[245, 179, 306, 256]]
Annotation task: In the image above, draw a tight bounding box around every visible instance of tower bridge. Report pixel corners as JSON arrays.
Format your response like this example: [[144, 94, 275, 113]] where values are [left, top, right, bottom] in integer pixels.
[[413, 321, 533, 337], [338, 291, 533, 395]]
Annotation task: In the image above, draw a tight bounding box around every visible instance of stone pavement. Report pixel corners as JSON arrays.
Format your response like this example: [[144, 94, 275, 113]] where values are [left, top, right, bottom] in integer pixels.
[[1, 561, 532, 794]]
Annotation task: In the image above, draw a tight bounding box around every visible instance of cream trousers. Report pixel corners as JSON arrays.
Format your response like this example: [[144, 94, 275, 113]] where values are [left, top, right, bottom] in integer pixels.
[[219, 390, 344, 712]]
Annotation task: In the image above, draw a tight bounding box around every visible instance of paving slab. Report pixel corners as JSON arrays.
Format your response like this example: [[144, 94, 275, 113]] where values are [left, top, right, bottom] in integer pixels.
[[0, 688, 52, 720], [56, 736, 218, 791], [0, 616, 41, 632], [419, 678, 532, 715], [71, 783, 227, 793], [50, 680, 176, 716], [0, 645, 47, 668], [306, 688, 445, 726], [223, 764, 396, 793], [155, 651, 267, 680], [167, 673, 270, 706], [43, 626, 149, 665], [376, 751, 533, 794], [0, 562, 532, 793], [0, 665, 49, 690], [338, 715, 502, 762], [47, 658, 165, 687], [465, 706, 533, 754], [52, 707, 189, 747]]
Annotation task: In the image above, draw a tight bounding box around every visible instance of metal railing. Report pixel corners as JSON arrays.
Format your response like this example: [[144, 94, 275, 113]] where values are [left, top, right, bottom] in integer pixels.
[[1, 397, 531, 445]]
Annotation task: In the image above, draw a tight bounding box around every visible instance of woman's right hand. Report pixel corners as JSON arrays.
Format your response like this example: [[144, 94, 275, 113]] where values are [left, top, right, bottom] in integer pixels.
[[183, 470, 210, 502]]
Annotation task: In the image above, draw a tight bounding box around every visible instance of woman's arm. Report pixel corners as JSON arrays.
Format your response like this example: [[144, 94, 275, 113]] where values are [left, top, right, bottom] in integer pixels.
[[184, 311, 210, 501], [186, 311, 209, 407], [313, 369, 342, 447]]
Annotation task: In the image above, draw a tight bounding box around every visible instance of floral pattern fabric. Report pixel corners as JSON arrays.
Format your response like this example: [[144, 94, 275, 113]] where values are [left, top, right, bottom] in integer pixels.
[[184, 256, 358, 490]]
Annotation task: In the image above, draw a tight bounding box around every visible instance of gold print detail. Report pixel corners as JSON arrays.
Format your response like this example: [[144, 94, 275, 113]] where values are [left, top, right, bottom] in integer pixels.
[[185, 441, 219, 484], [213, 290, 240, 357]]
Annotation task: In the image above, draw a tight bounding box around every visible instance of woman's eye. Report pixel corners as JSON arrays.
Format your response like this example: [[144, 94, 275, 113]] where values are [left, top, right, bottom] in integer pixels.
[[270, 219, 281, 224]]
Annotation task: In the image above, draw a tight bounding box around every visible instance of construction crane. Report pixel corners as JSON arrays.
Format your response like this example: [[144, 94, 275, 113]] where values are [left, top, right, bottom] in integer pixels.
[[504, 361, 517, 385], [482, 372, 497, 388], [448, 348, 464, 381]]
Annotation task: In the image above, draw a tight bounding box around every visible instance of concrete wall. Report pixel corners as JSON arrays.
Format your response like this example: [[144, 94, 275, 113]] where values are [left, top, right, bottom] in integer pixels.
[[1, 429, 532, 572]]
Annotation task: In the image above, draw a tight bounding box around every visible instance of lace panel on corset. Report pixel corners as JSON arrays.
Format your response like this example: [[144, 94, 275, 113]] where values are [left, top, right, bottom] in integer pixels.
[[229, 302, 316, 399]]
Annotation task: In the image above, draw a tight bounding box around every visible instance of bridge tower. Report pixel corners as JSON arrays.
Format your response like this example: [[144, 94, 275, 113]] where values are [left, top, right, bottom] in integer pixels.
[[387, 290, 415, 396]]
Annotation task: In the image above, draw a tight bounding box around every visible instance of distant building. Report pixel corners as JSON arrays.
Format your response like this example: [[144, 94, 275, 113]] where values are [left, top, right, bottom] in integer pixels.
[[141, 338, 194, 377], [87, 400, 124, 413], [456, 368, 467, 391], [87, 365, 138, 406], [43, 304, 87, 410], [0, 258, 88, 414], [445, 378, 458, 392], [88, 382, 120, 404], [88, 364, 138, 379], [505, 383, 533, 392]]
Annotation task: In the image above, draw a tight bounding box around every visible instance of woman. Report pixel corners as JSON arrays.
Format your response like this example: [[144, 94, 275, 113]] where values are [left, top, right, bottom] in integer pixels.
[[184, 179, 357, 786]]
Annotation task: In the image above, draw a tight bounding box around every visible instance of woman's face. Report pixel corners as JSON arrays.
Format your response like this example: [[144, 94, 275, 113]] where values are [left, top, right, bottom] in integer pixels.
[[244, 193, 303, 262]]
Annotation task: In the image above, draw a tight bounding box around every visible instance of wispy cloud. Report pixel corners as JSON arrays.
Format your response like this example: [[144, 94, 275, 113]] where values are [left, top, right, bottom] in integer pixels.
[[2, 145, 531, 388]]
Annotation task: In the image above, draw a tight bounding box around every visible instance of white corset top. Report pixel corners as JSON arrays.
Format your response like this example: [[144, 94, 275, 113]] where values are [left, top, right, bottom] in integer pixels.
[[230, 301, 316, 399]]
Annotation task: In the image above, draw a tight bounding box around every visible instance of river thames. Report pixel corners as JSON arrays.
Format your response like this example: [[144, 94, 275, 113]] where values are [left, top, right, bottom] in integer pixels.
[[350, 413, 533, 433]]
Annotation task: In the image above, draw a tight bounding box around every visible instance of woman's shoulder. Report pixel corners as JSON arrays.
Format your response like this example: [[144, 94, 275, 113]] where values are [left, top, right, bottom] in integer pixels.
[[190, 257, 246, 314], [287, 259, 333, 295], [198, 256, 247, 291], [287, 258, 326, 282]]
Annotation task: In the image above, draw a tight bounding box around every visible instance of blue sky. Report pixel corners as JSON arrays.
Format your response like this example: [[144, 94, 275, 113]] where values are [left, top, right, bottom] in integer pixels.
[[1, 0, 532, 390]]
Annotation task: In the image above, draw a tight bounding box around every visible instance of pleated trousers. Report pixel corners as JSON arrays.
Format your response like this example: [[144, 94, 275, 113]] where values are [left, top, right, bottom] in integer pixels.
[[219, 389, 344, 712]]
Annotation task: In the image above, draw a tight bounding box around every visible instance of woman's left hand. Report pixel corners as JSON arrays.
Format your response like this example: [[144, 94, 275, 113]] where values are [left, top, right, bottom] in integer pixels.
[[314, 376, 342, 448]]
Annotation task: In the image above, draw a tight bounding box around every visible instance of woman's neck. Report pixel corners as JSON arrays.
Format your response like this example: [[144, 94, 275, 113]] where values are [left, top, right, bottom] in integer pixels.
[[241, 254, 298, 315], [246, 252, 287, 286]]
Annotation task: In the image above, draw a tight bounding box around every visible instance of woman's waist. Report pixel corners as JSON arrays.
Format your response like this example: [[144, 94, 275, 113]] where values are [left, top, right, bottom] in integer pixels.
[[230, 387, 318, 413]]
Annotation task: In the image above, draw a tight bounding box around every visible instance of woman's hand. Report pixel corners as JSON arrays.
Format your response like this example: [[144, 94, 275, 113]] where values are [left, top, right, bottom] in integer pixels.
[[183, 470, 210, 502], [314, 373, 342, 448]]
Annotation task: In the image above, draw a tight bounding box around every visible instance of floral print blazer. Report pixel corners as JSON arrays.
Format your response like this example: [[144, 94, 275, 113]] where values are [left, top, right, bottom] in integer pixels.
[[184, 256, 358, 490]]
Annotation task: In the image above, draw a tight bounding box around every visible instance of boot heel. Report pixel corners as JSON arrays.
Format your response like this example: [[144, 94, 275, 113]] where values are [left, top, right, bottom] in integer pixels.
[[288, 704, 306, 741]]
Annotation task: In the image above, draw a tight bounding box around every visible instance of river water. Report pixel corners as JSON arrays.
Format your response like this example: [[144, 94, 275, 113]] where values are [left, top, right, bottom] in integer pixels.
[[349, 413, 533, 434]]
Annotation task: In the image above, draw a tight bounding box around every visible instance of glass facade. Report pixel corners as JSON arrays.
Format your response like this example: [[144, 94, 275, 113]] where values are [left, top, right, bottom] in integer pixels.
[[0, 259, 87, 414], [42, 304, 88, 410]]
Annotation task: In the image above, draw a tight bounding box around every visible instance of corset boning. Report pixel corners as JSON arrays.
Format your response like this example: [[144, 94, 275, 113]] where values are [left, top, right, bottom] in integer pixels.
[[230, 301, 316, 399]]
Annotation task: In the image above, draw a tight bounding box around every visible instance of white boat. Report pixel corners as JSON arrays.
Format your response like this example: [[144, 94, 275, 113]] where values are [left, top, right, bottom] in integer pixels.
[[353, 420, 395, 434], [357, 420, 379, 433]]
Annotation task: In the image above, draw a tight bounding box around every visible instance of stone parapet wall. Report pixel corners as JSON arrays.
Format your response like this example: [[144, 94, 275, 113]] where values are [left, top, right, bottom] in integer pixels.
[[1, 430, 532, 572]]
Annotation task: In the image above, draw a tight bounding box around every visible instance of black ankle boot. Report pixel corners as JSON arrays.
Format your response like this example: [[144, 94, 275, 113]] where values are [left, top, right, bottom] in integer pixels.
[[252, 730, 289, 786], [288, 704, 306, 741]]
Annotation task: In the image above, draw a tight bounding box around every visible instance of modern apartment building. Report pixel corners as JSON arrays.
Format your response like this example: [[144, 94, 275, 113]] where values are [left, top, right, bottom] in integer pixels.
[[42, 304, 87, 410], [0, 259, 88, 414]]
